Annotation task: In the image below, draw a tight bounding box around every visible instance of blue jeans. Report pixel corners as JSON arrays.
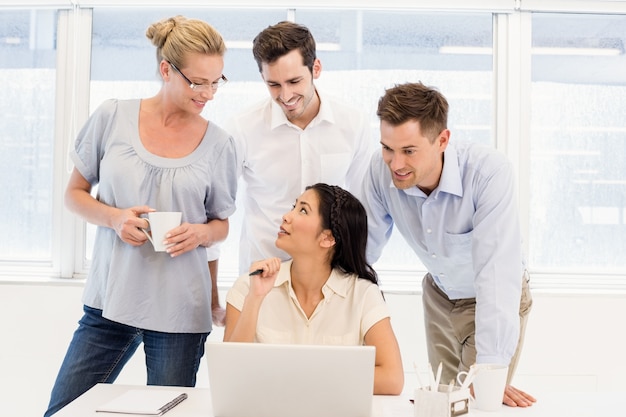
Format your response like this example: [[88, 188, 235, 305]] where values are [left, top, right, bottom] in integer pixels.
[[44, 305, 209, 417]]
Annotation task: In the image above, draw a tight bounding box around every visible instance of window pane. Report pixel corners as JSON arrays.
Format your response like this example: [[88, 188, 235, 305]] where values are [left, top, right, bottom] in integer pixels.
[[0, 10, 56, 262], [297, 10, 494, 275], [86, 8, 492, 279], [298, 10, 493, 145], [86, 8, 287, 266], [529, 13, 626, 273]]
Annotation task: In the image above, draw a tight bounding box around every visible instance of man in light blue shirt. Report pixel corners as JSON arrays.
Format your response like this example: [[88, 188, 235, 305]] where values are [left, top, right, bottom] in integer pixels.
[[362, 82, 535, 407]]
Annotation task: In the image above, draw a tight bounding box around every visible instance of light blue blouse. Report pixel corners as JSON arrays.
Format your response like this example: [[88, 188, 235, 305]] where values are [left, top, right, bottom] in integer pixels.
[[363, 141, 525, 365], [70, 99, 237, 333]]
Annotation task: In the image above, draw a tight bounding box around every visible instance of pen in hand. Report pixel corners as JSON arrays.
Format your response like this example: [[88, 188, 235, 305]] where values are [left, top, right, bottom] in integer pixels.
[[249, 269, 263, 276]]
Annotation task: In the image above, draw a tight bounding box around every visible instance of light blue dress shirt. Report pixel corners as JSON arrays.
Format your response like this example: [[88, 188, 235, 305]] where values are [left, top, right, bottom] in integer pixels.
[[363, 141, 525, 365]]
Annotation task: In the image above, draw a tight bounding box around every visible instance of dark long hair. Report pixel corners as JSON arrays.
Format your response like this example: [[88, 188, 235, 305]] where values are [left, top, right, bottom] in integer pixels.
[[306, 183, 378, 285]]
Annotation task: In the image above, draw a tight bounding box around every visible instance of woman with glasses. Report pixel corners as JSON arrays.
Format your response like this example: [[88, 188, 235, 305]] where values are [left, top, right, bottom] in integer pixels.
[[224, 183, 405, 395], [44, 15, 237, 416]]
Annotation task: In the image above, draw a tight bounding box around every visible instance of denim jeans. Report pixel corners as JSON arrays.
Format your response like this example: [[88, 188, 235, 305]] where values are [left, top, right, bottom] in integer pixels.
[[44, 305, 209, 417]]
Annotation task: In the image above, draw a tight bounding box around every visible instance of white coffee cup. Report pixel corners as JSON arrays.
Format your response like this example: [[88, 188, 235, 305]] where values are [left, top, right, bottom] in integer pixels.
[[470, 363, 508, 412], [141, 211, 182, 252]]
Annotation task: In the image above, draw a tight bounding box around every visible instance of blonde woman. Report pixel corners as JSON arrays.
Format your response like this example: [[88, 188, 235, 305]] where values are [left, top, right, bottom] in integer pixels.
[[44, 16, 236, 416]]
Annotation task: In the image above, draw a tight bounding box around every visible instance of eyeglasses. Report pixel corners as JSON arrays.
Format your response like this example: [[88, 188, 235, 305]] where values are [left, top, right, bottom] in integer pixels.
[[169, 62, 228, 92]]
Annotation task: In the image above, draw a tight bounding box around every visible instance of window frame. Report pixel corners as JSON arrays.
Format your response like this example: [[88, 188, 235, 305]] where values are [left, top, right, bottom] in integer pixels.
[[1, 0, 625, 293]]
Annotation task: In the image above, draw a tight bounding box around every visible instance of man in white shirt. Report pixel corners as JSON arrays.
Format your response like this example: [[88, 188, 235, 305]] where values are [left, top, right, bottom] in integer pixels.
[[362, 82, 536, 407], [212, 21, 373, 276]]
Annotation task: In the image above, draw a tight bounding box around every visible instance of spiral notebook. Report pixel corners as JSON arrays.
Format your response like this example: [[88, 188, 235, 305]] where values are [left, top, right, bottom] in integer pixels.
[[95, 388, 187, 415]]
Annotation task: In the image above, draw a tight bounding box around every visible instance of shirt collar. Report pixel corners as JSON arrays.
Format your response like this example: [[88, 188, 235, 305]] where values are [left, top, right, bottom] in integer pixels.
[[273, 259, 348, 299], [389, 142, 463, 198], [322, 268, 349, 298], [268, 89, 334, 130], [274, 259, 293, 287], [436, 143, 463, 198]]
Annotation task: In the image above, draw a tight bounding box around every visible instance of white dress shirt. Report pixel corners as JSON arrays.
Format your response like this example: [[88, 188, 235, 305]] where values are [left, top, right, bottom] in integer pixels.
[[362, 141, 526, 365], [225, 90, 373, 274]]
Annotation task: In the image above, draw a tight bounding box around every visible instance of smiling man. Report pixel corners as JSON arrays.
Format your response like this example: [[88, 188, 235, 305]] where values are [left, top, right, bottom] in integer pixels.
[[211, 21, 373, 276], [362, 82, 536, 408]]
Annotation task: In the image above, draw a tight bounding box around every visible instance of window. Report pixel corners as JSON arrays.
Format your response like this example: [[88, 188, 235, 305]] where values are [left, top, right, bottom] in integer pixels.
[[85, 8, 493, 282], [3, 2, 625, 291], [86, 8, 286, 268], [528, 13, 626, 278], [297, 9, 494, 278], [0, 9, 57, 265]]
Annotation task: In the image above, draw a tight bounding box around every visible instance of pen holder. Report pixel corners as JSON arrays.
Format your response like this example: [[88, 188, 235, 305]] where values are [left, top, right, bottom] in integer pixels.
[[414, 385, 470, 417]]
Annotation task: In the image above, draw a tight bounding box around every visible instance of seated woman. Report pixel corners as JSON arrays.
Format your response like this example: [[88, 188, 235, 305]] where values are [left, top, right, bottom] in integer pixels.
[[224, 183, 404, 395]]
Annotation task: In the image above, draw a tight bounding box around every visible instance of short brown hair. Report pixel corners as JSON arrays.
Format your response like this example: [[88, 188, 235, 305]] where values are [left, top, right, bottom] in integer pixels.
[[377, 82, 448, 140], [252, 21, 317, 73]]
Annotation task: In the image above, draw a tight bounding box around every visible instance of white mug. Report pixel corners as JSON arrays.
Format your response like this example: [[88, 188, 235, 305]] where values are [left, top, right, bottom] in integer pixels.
[[470, 363, 508, 412], [141, 211, 182, 252]]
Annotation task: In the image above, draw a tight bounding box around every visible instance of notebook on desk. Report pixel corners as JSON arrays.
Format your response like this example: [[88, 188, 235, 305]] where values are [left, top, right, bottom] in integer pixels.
[[205, 342, 376, 417]]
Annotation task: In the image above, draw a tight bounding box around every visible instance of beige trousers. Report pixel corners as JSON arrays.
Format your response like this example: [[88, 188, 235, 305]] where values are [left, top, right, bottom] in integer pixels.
[[421, 272, 532, 385]]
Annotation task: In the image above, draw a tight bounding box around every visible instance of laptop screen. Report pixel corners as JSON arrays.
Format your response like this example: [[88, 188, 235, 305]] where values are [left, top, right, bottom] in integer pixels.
[[205, 342, 375, 417]]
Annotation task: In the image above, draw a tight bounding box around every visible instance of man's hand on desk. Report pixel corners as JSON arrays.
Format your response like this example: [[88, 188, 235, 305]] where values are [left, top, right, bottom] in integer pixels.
[[503, 384, 537, 407]]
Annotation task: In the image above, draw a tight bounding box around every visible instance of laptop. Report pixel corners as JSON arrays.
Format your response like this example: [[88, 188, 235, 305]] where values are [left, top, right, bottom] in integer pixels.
[[205, 342, 376, 417]]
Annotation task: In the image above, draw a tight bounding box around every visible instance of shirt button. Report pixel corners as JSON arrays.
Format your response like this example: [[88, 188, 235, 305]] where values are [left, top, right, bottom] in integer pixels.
[[431, 253, 437, 258], [426, 228, 432, 233]]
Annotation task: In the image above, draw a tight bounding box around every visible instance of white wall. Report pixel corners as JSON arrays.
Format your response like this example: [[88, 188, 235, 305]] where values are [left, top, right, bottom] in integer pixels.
[[1, 282, 624, 416]]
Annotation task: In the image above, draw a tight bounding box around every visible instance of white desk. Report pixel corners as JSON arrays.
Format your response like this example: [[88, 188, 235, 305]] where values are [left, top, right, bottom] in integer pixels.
[[55, 383, 619, 417]]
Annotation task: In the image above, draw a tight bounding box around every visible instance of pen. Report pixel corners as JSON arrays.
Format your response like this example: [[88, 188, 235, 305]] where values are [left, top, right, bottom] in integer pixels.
[[428, 363, 435, 391], [249, 268, 263, 276], [447, 379, 455, 393], [434, 362, 442, 391], [413, 361, 426, 389]]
